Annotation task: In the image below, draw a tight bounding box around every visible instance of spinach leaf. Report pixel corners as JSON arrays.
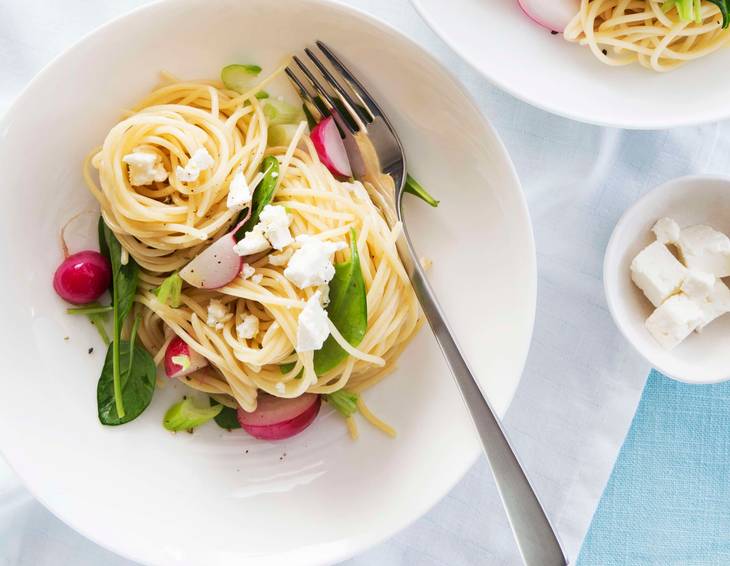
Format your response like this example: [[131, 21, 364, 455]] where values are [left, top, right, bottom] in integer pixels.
[[235, 156, 280, 239], [98, 216, 111, 262], [404, 174, 439, 208], [97, 340, 156, 425], [314, 229, 367, 374], [210, 397, 241, 430], [708, 0, 729, 27], [101, 220, 140, 418]]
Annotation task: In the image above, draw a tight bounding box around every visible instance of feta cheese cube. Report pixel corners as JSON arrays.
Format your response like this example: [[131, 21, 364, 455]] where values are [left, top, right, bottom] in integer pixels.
[[241, 263, 255, 280], [296, 291, 330, 352], [652, 217, 681, 245], [694, 280, 730, 331], [236, 314, 259, 340], [206, 299, 230, 330], [227, 169, 252, 210], [631, 241, 687, 307], [646, 294, 703, 350], [680, 270, 715, 299], [259, 205, 293, 250], [284, 236, 347, 289], [122, 150, 168, 186], [176, 147, 214, 182], [251, 273, 263, 285], [676, 224, 730, 277], [233, 226, 270, 256]]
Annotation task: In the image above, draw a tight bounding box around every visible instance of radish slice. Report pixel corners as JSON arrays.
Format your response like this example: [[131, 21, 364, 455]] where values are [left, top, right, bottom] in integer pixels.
[[518, 0, 577, 32], [164, 336, 209, 378], [179, 215, 251, 289], [237, 393, 321, 440], [179, 233, 241, 289], [310, 116, 352, 178], [53, 250, 111, 304]]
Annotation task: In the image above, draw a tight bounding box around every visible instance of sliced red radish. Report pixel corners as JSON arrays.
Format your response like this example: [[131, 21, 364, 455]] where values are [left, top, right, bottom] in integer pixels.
[[53, 250, 111, 305], [518, 0, 577, 32], [164, 336, 209, 378], [311, 116, 352, 178], [179, 216, 250, 289], [237, 393, 321, 441]]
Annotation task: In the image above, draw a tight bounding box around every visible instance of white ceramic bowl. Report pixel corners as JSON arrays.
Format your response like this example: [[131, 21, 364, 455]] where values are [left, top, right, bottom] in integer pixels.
[[0, 1, 536, 564], [411, 0, 730, 129], [604, 175, 730, 384]]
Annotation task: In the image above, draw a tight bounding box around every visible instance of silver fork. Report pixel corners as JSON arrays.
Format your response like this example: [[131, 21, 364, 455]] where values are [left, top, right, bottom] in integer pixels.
[[287, 41, 568, 566]]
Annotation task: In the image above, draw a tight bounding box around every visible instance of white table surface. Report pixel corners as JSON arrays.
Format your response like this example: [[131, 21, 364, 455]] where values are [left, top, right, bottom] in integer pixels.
[[0, 1, 653, 564]]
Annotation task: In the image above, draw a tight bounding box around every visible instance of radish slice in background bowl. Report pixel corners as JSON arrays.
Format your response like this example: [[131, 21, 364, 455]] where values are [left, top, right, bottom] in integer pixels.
[[237, 393, 321, 440], [311, 116, 352, 178], [517, 0, 577, 32], [164, 337, 209, 378]]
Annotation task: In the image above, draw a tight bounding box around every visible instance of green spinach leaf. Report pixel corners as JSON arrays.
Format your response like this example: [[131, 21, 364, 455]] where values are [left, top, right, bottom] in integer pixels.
[[210, 397, 241, 430], [97, 340, 156, 425], [314, 229, 367, 374]]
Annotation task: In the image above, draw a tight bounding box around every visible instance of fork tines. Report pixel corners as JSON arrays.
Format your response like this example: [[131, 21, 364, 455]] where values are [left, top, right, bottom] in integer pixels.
[[286, 41, 376, 134]]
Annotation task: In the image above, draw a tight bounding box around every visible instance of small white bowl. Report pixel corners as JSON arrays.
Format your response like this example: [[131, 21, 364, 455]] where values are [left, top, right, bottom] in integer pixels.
[[604, 175, 730, 384]]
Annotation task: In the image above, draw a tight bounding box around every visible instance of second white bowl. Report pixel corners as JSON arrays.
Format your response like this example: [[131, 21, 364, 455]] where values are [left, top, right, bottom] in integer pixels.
[[605, 175, 730, 383]]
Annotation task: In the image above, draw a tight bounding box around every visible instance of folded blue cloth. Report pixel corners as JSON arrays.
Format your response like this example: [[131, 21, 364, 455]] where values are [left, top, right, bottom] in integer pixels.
[[577, 370, 730, 565]]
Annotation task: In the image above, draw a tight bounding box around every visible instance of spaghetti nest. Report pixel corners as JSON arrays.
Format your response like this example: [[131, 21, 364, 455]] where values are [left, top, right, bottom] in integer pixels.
[[85, 73, 423, 414], [565, 0, 730, 71]]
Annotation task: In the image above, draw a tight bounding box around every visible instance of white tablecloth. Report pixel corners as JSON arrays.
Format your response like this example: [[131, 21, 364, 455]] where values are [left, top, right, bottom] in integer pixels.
[[0, 1, 652, 564]]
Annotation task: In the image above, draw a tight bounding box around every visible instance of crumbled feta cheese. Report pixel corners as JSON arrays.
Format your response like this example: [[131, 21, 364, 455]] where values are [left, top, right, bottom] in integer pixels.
[[233, 226, 270, 256], [296, 291, 330, 352], [268, 247, 294, 266], [227, 169, 252, 210], [251, 273, 263, 285], [284, 236, 347, 289], [646, 294, 703, 350], [652, 217, 681, 245], [206, 299, 230, 330], [680, 270, 715, 300], [630, 241, 687, 307], [259, 205, 293, 250], [122, 150, 168, 186], [176, 147, 214, 182], [236, 314, 259, 340], [275, 382, 286, 394], [241, 263, 255, 280], [694, 280, 730, 331], [676, 224, 730, 277]]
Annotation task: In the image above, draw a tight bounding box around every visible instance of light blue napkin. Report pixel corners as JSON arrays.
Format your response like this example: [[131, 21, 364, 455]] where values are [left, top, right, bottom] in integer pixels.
[[577, 370, 730, 565]]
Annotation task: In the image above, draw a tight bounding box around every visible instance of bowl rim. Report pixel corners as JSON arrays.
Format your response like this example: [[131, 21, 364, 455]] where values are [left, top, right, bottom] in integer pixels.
[[0, 0, 537, 563], [603, 173, 730, 385], [409, 0, 730, 130]]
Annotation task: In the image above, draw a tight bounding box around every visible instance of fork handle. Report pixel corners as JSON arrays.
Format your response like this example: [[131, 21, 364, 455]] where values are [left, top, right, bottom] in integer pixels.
[[404, 259, 568, 566]]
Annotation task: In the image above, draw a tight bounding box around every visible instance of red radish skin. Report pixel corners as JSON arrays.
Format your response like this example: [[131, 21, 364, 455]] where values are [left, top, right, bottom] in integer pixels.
[[310, 116, 352, 178], [164, 336, 209, 378], [53, 250, 111, 305], [518, 0, 577, 32], [237, 393, 321, 440]]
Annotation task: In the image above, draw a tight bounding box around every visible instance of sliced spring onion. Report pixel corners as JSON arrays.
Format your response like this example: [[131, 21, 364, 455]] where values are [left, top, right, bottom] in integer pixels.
[[221, 64, 262, 94], [263, 99, 306, 125], [267, 124, 300, 147]]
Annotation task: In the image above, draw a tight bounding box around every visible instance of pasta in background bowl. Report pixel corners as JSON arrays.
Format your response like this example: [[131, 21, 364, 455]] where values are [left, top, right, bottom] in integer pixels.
[[0, 1, 535, 565], [411, 0, 730, 128]]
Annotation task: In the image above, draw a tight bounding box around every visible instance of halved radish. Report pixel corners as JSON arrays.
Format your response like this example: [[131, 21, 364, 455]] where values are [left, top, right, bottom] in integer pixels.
[[311, 116, 352, 178], [518, 0, 577, 32], [237, 393, 321, 441], [164, 336, 209, 378], [179, 216, 250, 289]]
